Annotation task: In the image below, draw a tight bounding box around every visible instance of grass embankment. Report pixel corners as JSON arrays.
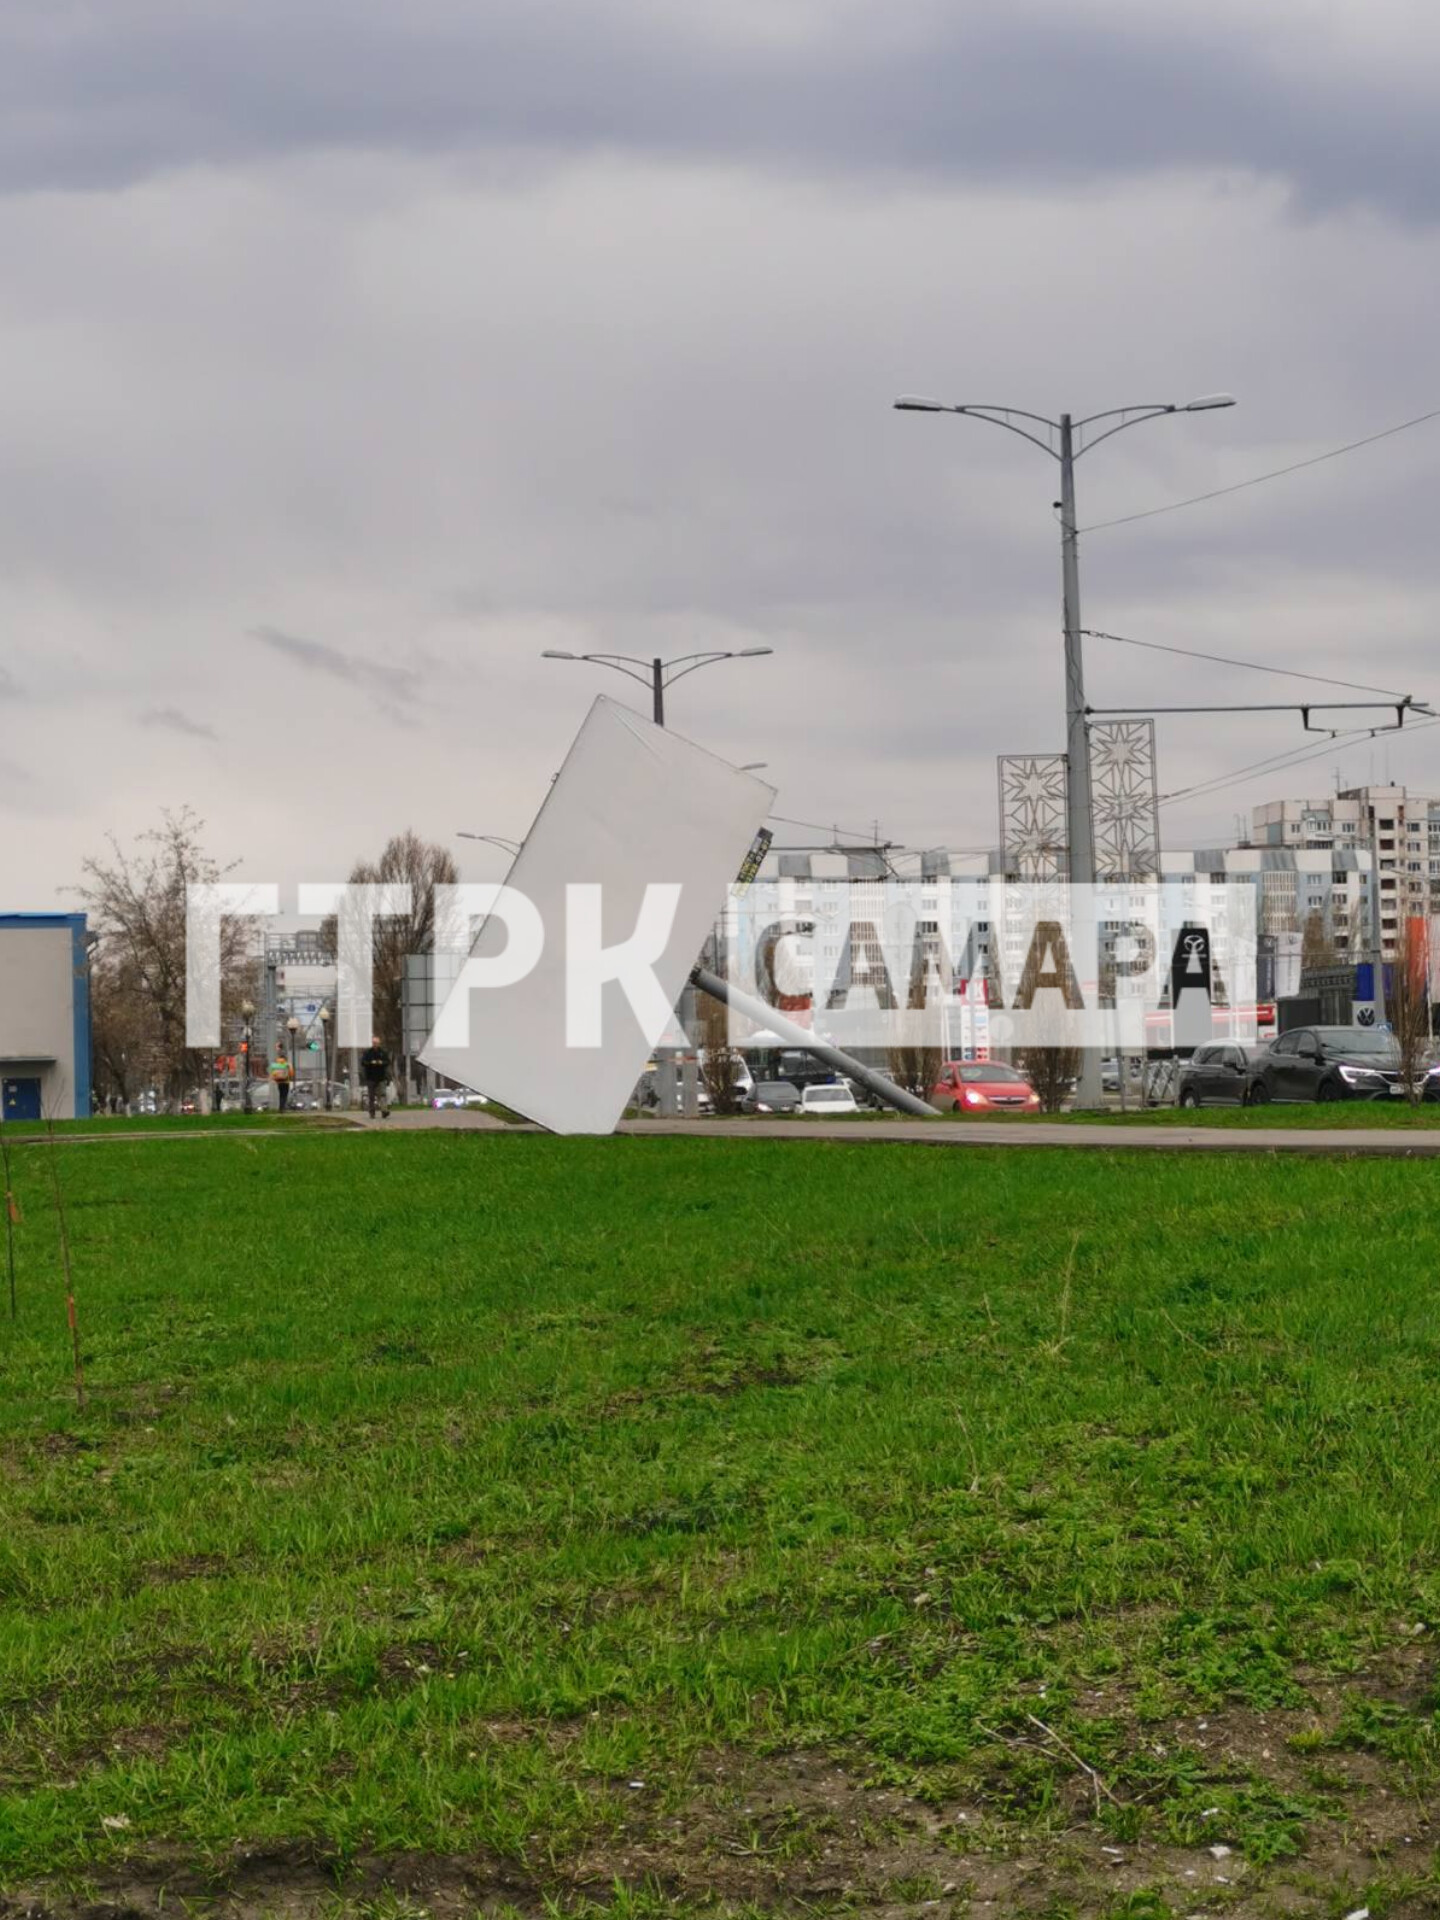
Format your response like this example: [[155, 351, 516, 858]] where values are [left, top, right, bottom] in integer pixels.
[[2, 1131, 1439, 1916]]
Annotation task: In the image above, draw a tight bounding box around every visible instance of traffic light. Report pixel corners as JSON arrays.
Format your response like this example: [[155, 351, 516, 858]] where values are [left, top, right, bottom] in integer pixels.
[[307, 1039, 320, 1051]]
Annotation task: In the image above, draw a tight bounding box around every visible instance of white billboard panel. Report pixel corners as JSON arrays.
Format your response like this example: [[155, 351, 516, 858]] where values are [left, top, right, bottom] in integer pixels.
[[421, 696, 774, 1134]]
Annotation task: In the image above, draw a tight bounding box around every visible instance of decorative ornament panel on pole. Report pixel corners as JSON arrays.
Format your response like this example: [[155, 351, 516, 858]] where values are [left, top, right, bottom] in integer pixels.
[[998, 725, 1159, 885], [997, 754, 1070, 882], [1090, 719, 1160, 882]]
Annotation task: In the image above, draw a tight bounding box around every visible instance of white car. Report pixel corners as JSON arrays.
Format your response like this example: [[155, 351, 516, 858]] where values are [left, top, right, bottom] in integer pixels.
[[799, 1083, 860, 1117]]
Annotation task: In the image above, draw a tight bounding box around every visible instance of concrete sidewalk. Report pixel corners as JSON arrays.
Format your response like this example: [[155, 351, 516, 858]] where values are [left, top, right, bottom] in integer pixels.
[[346, 1106, 511, 1131]]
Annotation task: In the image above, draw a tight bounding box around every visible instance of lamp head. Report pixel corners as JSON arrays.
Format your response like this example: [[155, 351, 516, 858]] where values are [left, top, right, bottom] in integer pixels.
[[893, 395, 948, 412], [1183, 393, 1237, 412]]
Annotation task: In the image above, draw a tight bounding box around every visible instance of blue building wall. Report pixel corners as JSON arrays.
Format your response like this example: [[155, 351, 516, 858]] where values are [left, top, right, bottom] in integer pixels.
[[0, 913, 92, 1118]]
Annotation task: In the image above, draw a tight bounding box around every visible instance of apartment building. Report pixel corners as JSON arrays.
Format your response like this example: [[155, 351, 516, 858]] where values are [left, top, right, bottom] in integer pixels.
[[1252, 784, 1440, 958]]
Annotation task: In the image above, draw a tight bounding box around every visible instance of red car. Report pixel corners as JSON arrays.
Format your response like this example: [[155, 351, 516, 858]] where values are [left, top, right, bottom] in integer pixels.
[[931, 1059, 1041, 1114]]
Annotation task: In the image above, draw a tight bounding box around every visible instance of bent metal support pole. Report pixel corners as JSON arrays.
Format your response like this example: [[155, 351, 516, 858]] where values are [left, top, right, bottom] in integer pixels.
[[690, 965, 939, 1120]]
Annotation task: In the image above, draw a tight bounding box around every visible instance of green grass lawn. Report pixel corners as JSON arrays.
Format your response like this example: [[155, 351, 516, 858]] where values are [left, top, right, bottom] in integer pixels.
[[2, 1129, 1439, 1917]]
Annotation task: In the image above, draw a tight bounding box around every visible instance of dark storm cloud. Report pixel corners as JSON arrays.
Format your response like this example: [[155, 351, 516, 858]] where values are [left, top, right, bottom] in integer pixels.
[[1, 2, 1438, 220], [139, 706, 217, 740], [248, 625, 422, 715]]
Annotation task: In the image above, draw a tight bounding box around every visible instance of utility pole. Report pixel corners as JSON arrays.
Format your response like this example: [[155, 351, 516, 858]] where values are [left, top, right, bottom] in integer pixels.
[[1056, 413, 1102, 1105], [1057, 415, 1096, 918], [651, 658, 665, 727], [1369, 805, 1389, 1027]]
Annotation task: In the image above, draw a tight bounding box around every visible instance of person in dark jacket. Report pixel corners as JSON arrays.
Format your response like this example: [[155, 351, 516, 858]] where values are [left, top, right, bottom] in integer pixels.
[[360, 1037, 391, 1118]]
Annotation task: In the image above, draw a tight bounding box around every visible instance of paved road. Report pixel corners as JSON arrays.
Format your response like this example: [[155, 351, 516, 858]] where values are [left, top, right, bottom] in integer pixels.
[[353, 1107, 1440, 1155], [38, 1109, 1440, 1157], [615, 1117, 1440, 1156]]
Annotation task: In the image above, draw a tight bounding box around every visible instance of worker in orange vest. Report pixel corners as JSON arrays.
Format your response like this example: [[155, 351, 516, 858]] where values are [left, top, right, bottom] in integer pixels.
[[270, 1049, 295, 1113]]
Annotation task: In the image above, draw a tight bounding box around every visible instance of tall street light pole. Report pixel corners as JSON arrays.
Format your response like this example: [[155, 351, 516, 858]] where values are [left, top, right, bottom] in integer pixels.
[[541, 647, 773, 728], [894, 392, 1236, 1106], [319, 1003, 333, 1109]]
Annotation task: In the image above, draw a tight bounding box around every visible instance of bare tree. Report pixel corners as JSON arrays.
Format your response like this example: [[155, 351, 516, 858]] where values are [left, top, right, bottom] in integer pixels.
[[1016, 995, 1081, 1113], [1300, 909, 1338, 978], [697, 990, 747, 1114], [886, 1044, 942, 1099], [77, 809, 245, 1108], [1389, 919, 1431, 1106], [89, 952, 162, 1109], [323, 830, 460, 1086], [1016, 1044, 1079, 1113]]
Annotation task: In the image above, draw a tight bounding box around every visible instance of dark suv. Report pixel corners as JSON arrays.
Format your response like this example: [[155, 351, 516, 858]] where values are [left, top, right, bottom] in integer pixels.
[[1246, 1025, 1401, 1104], [1177, 1043, 1264, 1108]]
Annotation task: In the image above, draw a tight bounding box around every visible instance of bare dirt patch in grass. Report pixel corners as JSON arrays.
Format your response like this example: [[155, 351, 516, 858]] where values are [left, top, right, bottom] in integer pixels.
[[12, 1724, 1436, 1920]]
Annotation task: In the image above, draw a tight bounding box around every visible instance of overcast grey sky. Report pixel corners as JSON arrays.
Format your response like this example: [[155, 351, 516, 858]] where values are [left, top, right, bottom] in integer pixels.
[[2, 0, 1438, 903]]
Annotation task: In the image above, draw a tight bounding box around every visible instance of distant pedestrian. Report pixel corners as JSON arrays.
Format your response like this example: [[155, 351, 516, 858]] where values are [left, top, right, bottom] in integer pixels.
[[360, 1036, 391, 1118], [270, 1050, 295, 1113]]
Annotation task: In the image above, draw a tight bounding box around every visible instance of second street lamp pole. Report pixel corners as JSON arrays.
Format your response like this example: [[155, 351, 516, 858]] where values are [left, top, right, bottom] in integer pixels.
[[895, 390, 1236, 1107], [542, 647, 772, 732], [1057, 413, 1095, 913]]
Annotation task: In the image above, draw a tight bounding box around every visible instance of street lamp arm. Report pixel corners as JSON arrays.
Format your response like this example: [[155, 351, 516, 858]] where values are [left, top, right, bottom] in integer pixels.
[[662, 651, 770, 687], [457, 832, 522, 854], [1072, 404, 1178, 431], [1071, 406, 1188, 458], [661, 650, 740, 674], [894, 398, 1060, 459], [559, 654, 655, 690]]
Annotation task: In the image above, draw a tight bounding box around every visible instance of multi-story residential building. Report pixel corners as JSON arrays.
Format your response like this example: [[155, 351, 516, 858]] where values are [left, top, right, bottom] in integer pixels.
[[1158, 846, 1372, 957], [1252, 785, 1440, 958]]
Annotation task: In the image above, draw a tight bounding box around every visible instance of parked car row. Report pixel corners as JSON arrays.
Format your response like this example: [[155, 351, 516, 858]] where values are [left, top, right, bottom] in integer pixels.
[[1179, 1027, 1439, 1107], [739, 1079, 858, 1114], [734, 1026, 1434, 1121]]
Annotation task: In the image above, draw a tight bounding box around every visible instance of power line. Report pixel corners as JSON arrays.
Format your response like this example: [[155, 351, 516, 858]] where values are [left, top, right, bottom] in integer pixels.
[[767, 811, 893, 844], [1159, 731, 1369, 807], [1084, 627, 1409, 699], [1082, 405, 1440, 534], [1160, 717, 1440, 810]]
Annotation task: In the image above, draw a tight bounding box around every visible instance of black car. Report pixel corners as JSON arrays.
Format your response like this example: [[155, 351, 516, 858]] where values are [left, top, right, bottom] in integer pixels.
[[741, 1079, 802, 1115], [1246, 1025, 1402, 1104], [1177, 1043, 1265, 1108]]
